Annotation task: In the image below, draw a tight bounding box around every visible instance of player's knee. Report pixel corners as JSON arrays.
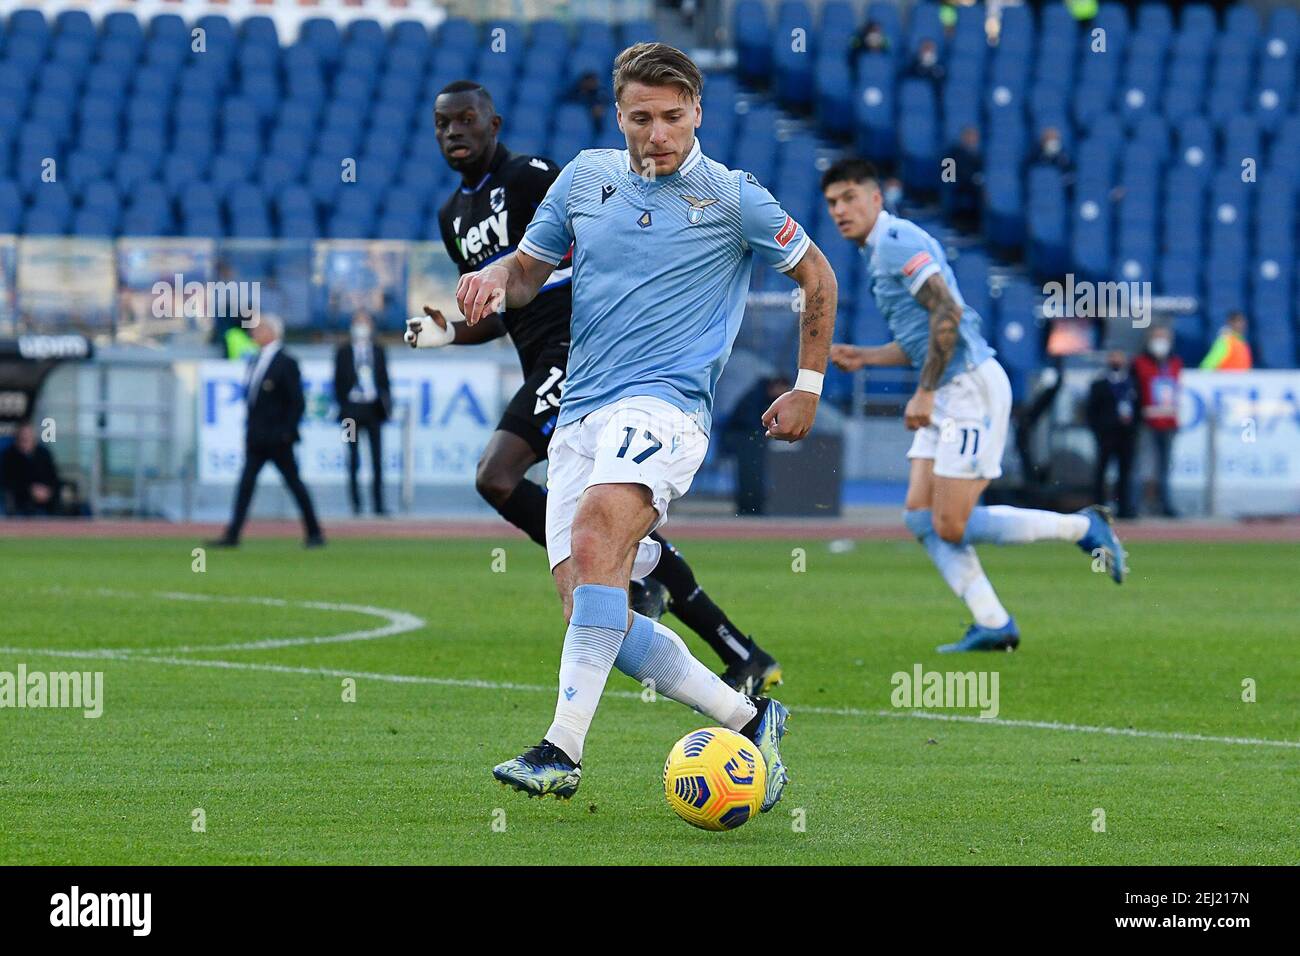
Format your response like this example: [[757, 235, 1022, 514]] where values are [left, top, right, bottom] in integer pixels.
[[934, 512, 968, 544], [474, 459, 518, 508], [569, 524, 615, 578], [903, 508, 934, 540]]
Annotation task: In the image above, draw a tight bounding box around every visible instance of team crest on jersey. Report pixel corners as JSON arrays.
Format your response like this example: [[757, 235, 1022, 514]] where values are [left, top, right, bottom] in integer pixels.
[[489, 187, 505, 213], [637, 211, 652, 228], [680, 194, 718, 225]]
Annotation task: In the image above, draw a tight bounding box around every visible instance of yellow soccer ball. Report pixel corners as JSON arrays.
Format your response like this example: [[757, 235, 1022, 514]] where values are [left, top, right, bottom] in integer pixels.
[[663, 727, 766, 831]]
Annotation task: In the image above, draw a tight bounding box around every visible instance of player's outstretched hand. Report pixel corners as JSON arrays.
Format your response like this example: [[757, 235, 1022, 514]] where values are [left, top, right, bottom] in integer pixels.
[[762, 390, 818, 442], [830, 343, 867, 372], [904, 389, 935, 430], [404, 307, 455, 348], [456, 264, 508, 326]]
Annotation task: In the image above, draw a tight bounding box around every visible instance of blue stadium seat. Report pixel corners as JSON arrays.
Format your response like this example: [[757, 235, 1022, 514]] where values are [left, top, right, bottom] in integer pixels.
[[734, 0, 772, 85], [771, 0, 816, 109], [953, 249, 993, 340], [995, 280, 1044, 398], [0, 4, 1288, 364]]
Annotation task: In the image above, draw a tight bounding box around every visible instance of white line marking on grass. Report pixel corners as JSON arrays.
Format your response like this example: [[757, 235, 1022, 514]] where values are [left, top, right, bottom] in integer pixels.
[[797, 704, 1300, 749], [8, 588, 1297, 751], [10, 647, 1296, 752], [36, 586, 426, 653]]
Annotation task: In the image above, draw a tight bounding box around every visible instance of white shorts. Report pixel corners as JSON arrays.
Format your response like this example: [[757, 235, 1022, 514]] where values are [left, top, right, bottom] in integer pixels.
[[545, 396, 709, 579], [907, 357, 1011, 480]]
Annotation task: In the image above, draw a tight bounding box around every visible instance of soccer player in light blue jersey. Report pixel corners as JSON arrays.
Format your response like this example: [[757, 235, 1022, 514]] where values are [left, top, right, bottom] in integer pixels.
[[822, 159, 1127, 653], [454, 44, 839, 807]]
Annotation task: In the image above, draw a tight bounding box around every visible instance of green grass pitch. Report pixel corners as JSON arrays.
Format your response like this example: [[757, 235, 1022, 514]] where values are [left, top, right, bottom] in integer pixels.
[[1, 535, 1296, 865]]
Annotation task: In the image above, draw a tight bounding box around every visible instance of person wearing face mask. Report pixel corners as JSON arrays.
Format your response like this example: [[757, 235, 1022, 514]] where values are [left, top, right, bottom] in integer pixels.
[[882, 176, 904, 214], [1085, 350, 1138, 519], [1131, 327, 1182, 517], [1030, 127, 1072, 176], [906, 39, 945, 86], [333, 311, 392, 516]]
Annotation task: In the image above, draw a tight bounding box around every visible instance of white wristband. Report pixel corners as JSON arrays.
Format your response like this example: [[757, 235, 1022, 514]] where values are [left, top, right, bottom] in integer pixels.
[[405, 315, 456, 348], [793, 369, 824, 396]]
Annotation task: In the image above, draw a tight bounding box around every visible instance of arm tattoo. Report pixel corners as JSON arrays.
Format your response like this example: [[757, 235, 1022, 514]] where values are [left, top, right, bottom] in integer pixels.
[[914, 274, 961, 390], [800, 281, 825, 337], [788, 242, 837, 374]]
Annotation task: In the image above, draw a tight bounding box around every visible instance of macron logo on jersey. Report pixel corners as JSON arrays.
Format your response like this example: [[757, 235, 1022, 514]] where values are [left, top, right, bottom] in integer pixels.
[[902, 251, 933, 277], [775, 215, 798, 248]]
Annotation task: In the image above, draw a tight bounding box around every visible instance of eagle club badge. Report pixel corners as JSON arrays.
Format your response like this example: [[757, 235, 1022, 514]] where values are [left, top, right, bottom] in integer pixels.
[[680, 194, 718, 225], [489, 187, 505, 213]]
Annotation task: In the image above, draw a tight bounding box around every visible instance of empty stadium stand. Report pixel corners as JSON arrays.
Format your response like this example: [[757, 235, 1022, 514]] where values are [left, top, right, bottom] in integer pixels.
[[0, 2, 1295, 377]]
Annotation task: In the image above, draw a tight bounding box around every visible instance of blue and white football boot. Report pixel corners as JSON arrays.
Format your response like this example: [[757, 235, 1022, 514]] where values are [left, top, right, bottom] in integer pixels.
[[743, 697, 790, 812], [492, 740, 582, 800], [937, 616, 1021, 653], [1076, 505, 1127, 584]]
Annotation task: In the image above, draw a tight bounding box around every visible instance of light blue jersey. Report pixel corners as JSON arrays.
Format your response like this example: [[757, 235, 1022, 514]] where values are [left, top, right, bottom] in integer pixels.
[[519, 138, 809, 433], [863, 210, 993, 385]]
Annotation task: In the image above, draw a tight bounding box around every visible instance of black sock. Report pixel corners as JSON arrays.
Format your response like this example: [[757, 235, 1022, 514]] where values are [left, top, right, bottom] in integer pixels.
[[648, 534, 756, 667], [494, 478, 548, 548], [739, 696, 767, 738]]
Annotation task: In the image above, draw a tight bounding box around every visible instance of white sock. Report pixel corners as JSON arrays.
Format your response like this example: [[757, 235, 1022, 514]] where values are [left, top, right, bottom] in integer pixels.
[[917, 530, 1012, 629], [963, 575, 1012, 629], [965, 505, 1089, 545], [545, 585, 628, 763], [615, 614, 757, 731]]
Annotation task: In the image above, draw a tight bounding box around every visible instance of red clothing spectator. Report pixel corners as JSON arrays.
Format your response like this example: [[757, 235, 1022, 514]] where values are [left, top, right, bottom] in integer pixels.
[[1131, 329, 1182, 516], [1132, 351, 1183, 430]]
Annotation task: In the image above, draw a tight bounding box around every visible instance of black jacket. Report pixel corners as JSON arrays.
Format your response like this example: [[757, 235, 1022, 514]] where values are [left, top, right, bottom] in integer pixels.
[[246, 348, 306, 447], [333, 340, 391, 422], [2, 442, 59, 512], [1086, 373, 1138, 435]]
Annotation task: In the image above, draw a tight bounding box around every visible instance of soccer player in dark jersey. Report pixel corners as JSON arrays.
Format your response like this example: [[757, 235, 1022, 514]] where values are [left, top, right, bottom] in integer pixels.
[[406, 80, 780, 693]]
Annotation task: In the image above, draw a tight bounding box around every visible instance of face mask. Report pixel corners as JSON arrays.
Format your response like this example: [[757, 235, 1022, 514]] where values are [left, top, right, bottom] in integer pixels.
[[884, 186, 902, 208], [351, 324, 371, 341], [1149, 338, 1171, 359], [1044, 139, 1060, 155]]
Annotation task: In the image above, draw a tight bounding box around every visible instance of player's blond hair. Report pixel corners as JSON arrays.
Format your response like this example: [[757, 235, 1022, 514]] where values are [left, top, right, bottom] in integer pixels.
[[612, 42, 703, 104]]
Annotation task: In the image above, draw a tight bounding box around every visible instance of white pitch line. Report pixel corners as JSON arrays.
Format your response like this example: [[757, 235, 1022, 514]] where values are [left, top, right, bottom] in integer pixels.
[[37, 586, 427, 653], [796, 704, 1300, 749], [5, 645, 1296, 751], [9, 588, 1298, 751]]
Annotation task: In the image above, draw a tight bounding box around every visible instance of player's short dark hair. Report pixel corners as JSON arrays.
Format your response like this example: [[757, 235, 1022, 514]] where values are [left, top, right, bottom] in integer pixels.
[[613, 42, 703, 103], [821, 158, 882, 192], [436, 80, 495, 112]]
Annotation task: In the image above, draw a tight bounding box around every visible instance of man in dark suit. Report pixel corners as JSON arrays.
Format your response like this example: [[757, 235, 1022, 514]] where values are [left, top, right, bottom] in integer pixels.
[[1085, 349, 1139, 519], [333, 310, 391, 515], [212, 315, 324, 547], [2, 419, 62, 516]]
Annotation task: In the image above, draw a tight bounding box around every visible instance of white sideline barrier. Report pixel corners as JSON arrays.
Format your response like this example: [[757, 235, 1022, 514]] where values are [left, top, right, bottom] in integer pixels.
[[1172, 370, 1300, 517], [197, 356, 499, 486]]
